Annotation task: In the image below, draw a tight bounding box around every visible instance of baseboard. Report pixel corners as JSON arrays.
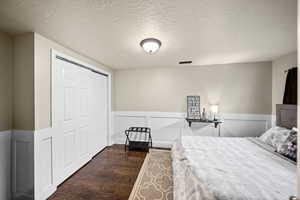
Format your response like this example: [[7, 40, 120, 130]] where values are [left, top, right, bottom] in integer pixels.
[[13, 192, 34, 200]]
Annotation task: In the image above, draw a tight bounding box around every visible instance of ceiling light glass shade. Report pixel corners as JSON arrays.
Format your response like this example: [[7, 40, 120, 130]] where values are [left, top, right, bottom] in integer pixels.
[[140, 38, 161, 54]]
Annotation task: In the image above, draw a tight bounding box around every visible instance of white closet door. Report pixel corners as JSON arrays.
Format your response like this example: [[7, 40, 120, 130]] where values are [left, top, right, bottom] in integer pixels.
[[90, 72, 108, 156], [53, 58, 92, 183], [53, 56, 108, 185]]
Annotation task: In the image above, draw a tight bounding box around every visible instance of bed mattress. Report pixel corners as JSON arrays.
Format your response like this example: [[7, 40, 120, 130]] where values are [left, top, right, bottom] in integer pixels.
[[171, 136, 296, 200]]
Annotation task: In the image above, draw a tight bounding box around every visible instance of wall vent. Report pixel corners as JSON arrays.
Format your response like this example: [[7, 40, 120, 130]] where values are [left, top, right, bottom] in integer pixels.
[[179, 61, 192, 64]]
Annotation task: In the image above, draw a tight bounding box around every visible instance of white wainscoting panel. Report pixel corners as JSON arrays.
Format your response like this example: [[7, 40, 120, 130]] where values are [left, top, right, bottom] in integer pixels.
[[113, 112, 272, 148], [12, 130, 34, 200], [112, 113, 147, 145], [271, 114, 277, 127], [12, 128, 56, 200], [34, 125, 111, 200], [0, 130, 11, 200], [149, 115, 185, 147], [34, 128, 56, 200]]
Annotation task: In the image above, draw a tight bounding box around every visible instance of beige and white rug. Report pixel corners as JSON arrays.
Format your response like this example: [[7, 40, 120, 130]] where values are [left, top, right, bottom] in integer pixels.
[[129, 149, 173, 200]]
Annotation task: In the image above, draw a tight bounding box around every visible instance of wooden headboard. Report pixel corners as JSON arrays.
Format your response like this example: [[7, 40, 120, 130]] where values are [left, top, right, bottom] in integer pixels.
[[276, 104, 297, 129]]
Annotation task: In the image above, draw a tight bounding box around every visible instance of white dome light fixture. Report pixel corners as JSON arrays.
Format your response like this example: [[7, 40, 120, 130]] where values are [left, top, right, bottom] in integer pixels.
[[140, 38, 161, 54]]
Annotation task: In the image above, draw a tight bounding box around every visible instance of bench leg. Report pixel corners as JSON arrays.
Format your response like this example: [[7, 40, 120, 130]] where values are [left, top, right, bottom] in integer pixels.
[[124, 138, 128, 152]]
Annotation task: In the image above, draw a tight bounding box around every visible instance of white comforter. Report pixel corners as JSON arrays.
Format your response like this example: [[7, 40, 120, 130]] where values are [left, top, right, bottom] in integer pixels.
[[172, 136, 296, 200]]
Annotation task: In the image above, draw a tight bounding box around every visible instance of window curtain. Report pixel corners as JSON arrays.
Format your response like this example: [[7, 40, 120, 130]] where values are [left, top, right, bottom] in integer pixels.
[[283, 67, 297, 104]]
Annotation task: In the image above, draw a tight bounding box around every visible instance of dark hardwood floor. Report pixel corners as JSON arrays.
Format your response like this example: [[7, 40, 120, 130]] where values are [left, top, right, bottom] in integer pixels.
[[48, 144, 147, 200]]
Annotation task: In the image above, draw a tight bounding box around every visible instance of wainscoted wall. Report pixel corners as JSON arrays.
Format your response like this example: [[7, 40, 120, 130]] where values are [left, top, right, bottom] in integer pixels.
[[11, 130, 34, 200], [8, 111, 274, 200], [0, 130, 11, 200], [11, 128, 56, 200], [113, 112, 272, 148]]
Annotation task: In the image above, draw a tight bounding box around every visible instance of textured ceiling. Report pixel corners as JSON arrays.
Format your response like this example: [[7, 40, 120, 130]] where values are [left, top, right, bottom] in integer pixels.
[[0, 0, 297, 69]]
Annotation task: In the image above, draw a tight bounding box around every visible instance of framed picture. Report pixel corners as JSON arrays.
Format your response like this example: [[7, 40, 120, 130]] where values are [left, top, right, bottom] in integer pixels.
[[187, 96, 200, 119]]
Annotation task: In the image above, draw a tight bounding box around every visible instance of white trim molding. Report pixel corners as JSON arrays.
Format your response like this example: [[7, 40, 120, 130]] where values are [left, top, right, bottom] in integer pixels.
[[113, 111, 272, 148], [271, 114, 277, 127]]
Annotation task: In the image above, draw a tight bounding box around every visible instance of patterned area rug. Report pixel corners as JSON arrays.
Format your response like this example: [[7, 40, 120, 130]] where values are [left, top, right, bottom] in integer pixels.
[[129, 149, 173, 200]]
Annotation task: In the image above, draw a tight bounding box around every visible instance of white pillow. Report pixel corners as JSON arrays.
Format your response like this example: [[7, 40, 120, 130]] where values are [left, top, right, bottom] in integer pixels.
[[292, 127, 298, 133], [259, 126, 292, 149]]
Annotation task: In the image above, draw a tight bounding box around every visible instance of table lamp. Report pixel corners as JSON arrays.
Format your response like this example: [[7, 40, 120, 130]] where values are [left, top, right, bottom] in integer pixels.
[[210, 105, 219, 121]]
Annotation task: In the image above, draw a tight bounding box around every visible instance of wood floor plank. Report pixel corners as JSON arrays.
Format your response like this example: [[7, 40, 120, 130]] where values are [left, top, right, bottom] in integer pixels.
[[48, 144, 147, 200]]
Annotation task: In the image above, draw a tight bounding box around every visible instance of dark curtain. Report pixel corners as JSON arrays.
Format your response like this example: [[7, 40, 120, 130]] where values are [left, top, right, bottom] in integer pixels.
[[283, 67, 297, 104]]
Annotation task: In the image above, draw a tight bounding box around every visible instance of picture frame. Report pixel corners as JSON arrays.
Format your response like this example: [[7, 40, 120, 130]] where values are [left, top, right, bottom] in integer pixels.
[[187, 96, 201, 119]]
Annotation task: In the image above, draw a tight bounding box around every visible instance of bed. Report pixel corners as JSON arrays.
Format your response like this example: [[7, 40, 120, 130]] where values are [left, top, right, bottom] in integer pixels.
[[172, 104, 297, 200]]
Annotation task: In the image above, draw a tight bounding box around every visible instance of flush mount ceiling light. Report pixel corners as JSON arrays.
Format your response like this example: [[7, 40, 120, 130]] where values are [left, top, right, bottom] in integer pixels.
[[140, 38, 161, 54]]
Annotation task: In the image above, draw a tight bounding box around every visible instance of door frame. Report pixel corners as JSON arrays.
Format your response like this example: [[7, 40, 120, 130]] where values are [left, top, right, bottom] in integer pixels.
[[50, 49, 112, 147]]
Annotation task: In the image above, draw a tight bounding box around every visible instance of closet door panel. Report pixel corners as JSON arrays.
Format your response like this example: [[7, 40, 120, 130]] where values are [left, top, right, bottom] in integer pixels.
[[61, 61, 80, 179], [52, 58, 65, 184], [53, 59, 92, 182], [89, 73, 96, 156], [79, 126, 88, 157], [98, 75, 108, 151], [63, 130, 76, 168], [52, 56, 108, 186], [77, 68, 91, 165], [90, 73, 108, 156]]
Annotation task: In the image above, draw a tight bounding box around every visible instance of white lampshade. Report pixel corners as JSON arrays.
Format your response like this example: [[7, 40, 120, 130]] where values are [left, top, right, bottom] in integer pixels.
[[210, 105, 219, 114], [140, 38, 161, 54]]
